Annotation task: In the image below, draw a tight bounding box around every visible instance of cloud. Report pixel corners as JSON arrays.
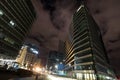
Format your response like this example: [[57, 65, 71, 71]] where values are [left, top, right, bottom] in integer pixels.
[[27, 0, 120, 74], [25, 0, 81, 62], [28, 0, 82, 50]]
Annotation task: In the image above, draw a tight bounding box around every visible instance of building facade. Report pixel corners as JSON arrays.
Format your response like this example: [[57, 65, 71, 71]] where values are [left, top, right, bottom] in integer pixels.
[[16, 44, 40, 70], [0, 0, 35, 59], [65, 5, 116, 80], [46, 51, 65, 73]]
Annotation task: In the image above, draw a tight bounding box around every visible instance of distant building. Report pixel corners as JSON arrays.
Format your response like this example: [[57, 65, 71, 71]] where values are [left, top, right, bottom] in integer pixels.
[[58, 40, 66, 54], [47, 51, 64, 72], [16, 44, 40, 70], [65, 4, 116, 80], [0, 0, 35, 59], [16, 46, 28, 66]]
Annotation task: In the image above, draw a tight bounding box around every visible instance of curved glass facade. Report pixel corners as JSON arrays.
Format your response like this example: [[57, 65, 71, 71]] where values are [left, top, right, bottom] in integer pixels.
[[65, 5, 116, 80]]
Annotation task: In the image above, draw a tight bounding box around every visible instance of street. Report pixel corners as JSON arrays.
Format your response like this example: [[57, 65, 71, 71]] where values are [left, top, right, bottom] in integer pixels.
[[8, 74, 77, 80]]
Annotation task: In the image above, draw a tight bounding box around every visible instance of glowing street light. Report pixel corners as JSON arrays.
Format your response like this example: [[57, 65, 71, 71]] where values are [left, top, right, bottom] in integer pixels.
[[33, 66, 41, 73]]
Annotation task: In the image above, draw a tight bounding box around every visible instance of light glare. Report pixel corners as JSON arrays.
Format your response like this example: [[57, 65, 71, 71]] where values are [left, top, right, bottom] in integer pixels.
[[30, 48, 38, 54], [10, 20, 15, 26], [0, 10, 3, 15]]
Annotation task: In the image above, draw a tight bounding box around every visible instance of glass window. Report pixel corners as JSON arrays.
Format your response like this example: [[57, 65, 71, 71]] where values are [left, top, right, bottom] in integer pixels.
[[73, 24, 87, 38], [74, 37, 89, 48], [0, 33, 4, 39], [75, 56, 92, 64], [75, 65, 94, 70], [74, 31, 88, 43], [4, 37, 15, 44], [75, 48, 91, 57], [0, 31, 5, 39], [0, 10, 4, 16], [74, 41, 90, 53], [96, 64, 107, 73]]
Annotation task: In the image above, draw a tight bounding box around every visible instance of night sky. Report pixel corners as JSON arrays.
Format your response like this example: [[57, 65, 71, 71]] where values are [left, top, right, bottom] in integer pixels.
[[25, 0, 120, 73]]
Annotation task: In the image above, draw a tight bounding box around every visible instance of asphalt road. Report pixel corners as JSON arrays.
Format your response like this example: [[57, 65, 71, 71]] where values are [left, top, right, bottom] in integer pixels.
[[0, 68, 33, 80]]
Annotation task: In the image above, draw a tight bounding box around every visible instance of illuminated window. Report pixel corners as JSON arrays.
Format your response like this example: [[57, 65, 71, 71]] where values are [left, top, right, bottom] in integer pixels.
[[4, 37, 14, 44], [0, 10, 3, 16], [9, 20, 15, 26]]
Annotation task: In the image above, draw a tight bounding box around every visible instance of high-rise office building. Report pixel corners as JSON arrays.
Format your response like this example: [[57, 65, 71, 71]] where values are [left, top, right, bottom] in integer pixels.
[[0, 0, 35, 59], [47, 51, 64, 71], [65, 5, 116, 80]]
